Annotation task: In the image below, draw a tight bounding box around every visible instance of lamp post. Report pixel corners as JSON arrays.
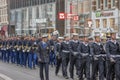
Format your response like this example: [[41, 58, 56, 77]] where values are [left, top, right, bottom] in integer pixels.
[[88, 19, 92, 36]]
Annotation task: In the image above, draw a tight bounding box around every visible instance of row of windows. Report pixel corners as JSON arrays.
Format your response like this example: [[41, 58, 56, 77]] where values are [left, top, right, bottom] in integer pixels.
[[92, 0, 118, 11], [0, 0, 7, 7], [0, 8, 7, 15], [10, 4, 55, 22], [0, 16, 8, 23], [10, 0, 56, 9], [95, 18, 115, 29]]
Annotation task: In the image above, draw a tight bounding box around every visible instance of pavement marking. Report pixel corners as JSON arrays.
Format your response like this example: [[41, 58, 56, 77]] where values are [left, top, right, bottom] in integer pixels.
[[0, 73, 13, 80]]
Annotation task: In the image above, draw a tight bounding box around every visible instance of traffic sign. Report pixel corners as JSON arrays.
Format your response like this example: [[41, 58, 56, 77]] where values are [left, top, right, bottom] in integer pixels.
[[59, 13, 65, 20], [73, 15, 79, 21]]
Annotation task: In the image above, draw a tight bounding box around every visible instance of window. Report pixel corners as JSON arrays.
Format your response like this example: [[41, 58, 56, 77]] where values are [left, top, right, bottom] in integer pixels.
[[97, 0, 101, 9], [96, 19, 100, 28], [103, 19, 107, 28], [109, 18, 115, 29], [36, 7, 39, 18], [111, 0, 115, 7], [104, 0, 108, 8]]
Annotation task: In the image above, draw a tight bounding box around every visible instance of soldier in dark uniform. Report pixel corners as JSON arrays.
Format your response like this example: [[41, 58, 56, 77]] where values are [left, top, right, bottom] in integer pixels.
[[60, 34, 70, 79], [37, 34, 50, 80], [3, 39, 7, 62], [27, 37, 33, 69], [22, 37, 28, 67], [90, 34, 105, 80], [1, 39, 4, 61], [69, 33, 80, 80], [105, 32, 120, 80], [55, 37, 64, 76], [78, 35, 90, 80], [6, 38, 10, 63], [0, 39, 2, 60], [49, 35, 57, 67], [12, 37, 17, 64], [16, 37, 22, 66], [31, 37, 38, 69]]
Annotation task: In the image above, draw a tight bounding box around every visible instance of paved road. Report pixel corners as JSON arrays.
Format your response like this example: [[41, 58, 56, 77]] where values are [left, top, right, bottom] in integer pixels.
[[0, 61, 67, 80]]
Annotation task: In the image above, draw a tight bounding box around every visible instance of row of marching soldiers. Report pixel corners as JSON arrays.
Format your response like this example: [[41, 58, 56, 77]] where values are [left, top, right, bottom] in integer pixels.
[[54, 32, 120, 80], [0, 32, 120, 80], [0, 36, 39, 69]]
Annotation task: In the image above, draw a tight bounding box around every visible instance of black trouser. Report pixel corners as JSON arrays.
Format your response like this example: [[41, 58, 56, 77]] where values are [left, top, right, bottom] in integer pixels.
[[55, 56, 62, 75], [39, 62, 49, 80], [62, 54, 69, 77], [69, 55, 80, 79], [79, 56, 90, 80], [91, 58, 104, 80], [106, 57, 120, 80]]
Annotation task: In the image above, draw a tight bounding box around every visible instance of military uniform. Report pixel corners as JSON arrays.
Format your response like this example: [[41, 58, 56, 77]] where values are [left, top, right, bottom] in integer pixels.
[[55, 37, 64, 75], [3, 40, 7, 62], [31, 39, 38, 69], [38, 34, 50, 80], [69, 33, 80, 79], [106, 40, 120, 80], [49, 39, 56, 66], [60, 40, 70, 78], [10, 39, 16, 64], [78, 41, 90, 80], [90, 42, 105, 80], [27, 39, 33, 69]]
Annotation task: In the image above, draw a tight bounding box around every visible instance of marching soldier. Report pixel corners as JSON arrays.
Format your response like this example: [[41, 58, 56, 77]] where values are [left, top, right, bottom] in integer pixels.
[[27, 37, 33, 69], [32, 37, 38, 69], [55, 37, 64, 76], [69, 33, 80, 79], [90, 34, 105, 80], [22, 37, 28, 67], [106, 32, 120, 80], [49, 35, 57, 67], [0, 39, 2, 60], [3, 39, 7, 62], [37, 34, 50, 80], [78, 35, 90, 80], [12, 37, 17, 64], [60, 34, 70, 79], [16, 37, 22, 66]]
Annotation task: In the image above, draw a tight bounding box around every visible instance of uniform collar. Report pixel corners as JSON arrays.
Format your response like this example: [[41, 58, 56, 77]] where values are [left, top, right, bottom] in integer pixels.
[[111, 40, 117, 44], [83, 42, 88, 46], [72, 40, 78, 43], [95, 42, 101, 45]]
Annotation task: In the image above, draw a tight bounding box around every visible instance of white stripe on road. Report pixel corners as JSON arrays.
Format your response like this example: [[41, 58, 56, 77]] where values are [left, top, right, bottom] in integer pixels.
[[0, 73, 13, 80]]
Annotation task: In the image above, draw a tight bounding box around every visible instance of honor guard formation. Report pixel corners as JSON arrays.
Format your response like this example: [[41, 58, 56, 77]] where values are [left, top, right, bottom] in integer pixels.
[[0, 32, 120, 80]]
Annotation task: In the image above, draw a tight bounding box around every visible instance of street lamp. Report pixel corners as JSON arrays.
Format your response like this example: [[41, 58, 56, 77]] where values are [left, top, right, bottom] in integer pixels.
[[87, 19, 92, 36]]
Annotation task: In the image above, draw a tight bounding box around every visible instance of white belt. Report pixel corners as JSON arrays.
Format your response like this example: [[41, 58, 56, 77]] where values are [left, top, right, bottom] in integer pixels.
[[62, 50, 70, 53], [111, 55, 120, 58], [27, 50, 30, 52], [94, 55, 101, 57], [4, 48, 6, 50], [95, 54, 106, 57], [23, 50, 25, 52], [73, 52, 79, 55], [82, 53, 89, 56], [13, 50, 15, 52], [101, 54, 106, 57], [17, 48, 20, 51]]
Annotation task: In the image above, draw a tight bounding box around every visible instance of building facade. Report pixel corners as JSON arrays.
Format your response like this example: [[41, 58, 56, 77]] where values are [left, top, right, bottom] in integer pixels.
[[10, 0, 57, 36], [0, 0, 9, 37], [91, 0, 120, 37], [0, 0, 8, 26], [65, 0, 91, 36]]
